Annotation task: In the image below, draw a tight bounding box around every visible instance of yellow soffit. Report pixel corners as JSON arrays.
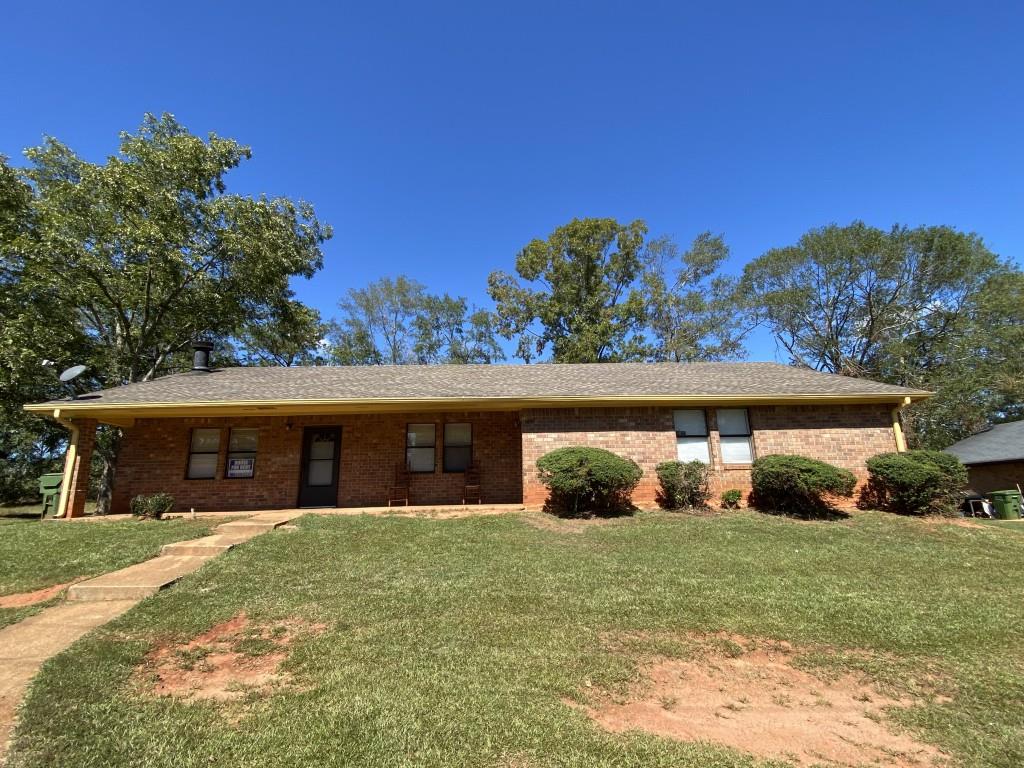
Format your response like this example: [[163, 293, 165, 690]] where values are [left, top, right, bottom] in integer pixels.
[[25, 391, 931, 424]]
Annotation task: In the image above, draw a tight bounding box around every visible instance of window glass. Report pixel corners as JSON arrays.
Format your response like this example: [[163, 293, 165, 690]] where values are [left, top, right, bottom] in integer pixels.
[[673, 409, 708, 436], [407, 424, 436, 472], [717, 409, 750, 436], [717, 408, 753, 464], [190, 428, 221, 453], [226, 428, 258, 478], [229, 428, 259, 452], [307, 459, 334, 486], [444, 423, 472, 472], [673, 410, 709, 463], [187, 428, 220, 479]]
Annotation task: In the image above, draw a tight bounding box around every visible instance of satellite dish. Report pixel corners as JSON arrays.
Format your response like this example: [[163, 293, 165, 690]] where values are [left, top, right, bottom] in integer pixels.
[[59, 364, 88, 383]]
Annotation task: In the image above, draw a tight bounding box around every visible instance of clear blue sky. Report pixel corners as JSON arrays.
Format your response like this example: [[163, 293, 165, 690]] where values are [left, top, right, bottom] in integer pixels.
[[3, 1, 1021, 360]]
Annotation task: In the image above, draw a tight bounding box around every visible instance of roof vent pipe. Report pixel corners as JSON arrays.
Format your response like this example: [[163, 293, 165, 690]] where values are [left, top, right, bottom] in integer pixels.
[[191, 340, 214, 372]]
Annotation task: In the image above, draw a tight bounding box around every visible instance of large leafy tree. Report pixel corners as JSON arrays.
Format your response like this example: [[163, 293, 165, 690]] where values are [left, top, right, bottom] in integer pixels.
[[741, 221, 1022, 446], [487, 218, 651, 362], [1, 114, 331, 504], [488, 217, 743, 363], [329, 276, 503, 365]]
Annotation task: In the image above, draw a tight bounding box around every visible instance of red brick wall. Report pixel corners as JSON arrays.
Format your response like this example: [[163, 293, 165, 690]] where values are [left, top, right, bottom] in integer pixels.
[[521, 404, 898, 508], [111, 411, 522, 514], [965, 461, 1024, 495]]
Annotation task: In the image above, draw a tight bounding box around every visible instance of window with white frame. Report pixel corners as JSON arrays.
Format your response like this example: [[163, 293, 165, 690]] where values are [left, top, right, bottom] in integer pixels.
[[406, 423, 436, 473], [673, 409, 709, 463], [718, 408, 753, 464], [443, 423, 472, 472], [187, 428, 220, 479]]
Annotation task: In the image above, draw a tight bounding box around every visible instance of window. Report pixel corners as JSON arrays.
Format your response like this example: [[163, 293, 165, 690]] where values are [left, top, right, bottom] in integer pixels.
[[187, 428, 220, 479], [226, 428, 258, 479], [443, 423, 472, 472], [718, 408, 753, 464], [406, 423, 436, 473], [673, 410, 709, 463]]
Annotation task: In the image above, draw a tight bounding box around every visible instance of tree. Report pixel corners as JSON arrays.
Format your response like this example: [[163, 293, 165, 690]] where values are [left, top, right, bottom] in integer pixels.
[[488, 218, 649, 362], [488, 217, 743, 363], [740, 221, 1023, 446], [329, 276, 503, 365], [2, 115, 331, 506], [644, 232, 745, 361], [233, 300, 328, 367]]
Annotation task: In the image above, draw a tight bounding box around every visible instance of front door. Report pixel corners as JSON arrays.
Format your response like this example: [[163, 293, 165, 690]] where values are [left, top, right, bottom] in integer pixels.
[[298, 426, 341, 507]]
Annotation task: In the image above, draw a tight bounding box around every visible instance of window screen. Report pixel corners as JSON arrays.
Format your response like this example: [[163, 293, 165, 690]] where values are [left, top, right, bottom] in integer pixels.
[[443, 423, 472, 472], [406, 423, 436, 473], [226, 428, 258, 478], [718, 408, 753, 464], [187, 428, 220, 479], [673, 410, 709, 463]]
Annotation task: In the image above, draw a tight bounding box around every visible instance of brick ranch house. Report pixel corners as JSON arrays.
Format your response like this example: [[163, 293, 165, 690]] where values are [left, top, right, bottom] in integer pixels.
[[26, 350, 929, 518]]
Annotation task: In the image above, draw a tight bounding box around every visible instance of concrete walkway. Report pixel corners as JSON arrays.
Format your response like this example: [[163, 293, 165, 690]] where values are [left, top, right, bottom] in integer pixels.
[[0, 510, 301, 761]]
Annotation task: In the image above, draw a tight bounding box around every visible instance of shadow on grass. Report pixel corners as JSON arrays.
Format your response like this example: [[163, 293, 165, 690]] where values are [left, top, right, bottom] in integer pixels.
[[747, 491, 851, 521]]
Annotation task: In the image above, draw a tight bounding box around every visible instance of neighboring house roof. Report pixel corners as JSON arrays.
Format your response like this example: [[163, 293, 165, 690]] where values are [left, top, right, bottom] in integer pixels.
[[944, 420, 1024, 466], [25, 362, 929, 424]]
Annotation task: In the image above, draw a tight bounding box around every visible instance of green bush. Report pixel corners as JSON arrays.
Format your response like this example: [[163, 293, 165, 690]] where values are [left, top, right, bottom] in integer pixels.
[[750, 454, 856, 517], [536, 447, 642, 517], [655, 460, 711, 510], [720, 489, 743, 509], [861, 449, 967, 516], [129, 492, 175, 520]]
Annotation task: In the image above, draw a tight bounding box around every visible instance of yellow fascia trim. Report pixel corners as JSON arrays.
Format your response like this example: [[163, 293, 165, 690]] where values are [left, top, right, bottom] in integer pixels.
[[26, 391, 932, 424]]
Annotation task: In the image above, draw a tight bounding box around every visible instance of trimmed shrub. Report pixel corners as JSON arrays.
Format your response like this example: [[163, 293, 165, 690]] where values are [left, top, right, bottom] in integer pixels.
[[130, 492, 175, 520], [536, 447, 642, 517], [750, 454, 856, 517], [656, 460, 711, 510], [861, 449, 967, 516], [720, 489, 743, 509]]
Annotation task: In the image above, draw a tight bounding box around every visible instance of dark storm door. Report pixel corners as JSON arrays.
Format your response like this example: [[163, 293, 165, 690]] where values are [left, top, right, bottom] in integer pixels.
[[298, 426, 341, 507]]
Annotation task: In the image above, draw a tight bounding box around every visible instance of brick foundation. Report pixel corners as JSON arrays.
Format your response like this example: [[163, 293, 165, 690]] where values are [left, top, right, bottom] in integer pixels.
[[111, 411, 522, 514]]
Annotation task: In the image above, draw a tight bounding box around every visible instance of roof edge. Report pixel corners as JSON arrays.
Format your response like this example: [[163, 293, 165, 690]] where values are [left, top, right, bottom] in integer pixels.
[[25, 391, 931, 423]]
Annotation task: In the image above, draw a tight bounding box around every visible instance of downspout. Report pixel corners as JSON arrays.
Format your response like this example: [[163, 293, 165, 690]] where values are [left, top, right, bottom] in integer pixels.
[[891, 396, 911, 453], [53, 408, 80, 519]]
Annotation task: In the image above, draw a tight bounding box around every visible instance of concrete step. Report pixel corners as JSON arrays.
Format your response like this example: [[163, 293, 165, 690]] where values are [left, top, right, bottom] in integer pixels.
[[214, 513, 299, 536], [159, 534, 251, 557], [67, 555, 214, 602]]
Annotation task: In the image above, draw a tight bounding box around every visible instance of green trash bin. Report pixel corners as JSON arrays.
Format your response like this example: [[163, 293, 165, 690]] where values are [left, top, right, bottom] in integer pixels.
[[39, 472, 64, 518], [987, 490, 1022, 520]]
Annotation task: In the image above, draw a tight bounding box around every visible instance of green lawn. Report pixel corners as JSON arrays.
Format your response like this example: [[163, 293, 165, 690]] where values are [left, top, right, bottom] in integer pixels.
[[7, 510, 1024, 767], [0, 516, 221, 628]]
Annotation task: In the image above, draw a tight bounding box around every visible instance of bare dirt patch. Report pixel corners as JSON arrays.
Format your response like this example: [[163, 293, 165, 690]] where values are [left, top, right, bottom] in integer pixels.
[[0, 581, 76, 608], [580, 635, 945, 767], [136, 613, 325, 702]]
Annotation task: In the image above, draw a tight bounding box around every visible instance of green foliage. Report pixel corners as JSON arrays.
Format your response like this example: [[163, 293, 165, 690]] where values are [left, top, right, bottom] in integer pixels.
[[655, 460, 711, 509], [535, 446, 642, 517], [488, 217, 740, 362], [330, 275, 503, 365], [862, 450, 967, 516], [740, 221, 1023, 447], [750, 454, 857, 517], [129, 492, 175, 519], [720, 488, 743, 509], [0, 115, 331, 504]]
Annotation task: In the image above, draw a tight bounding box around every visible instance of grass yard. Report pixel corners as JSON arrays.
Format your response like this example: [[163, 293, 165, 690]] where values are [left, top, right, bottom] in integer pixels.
[[7, 510, 1024, 767], [0, 516, 221, 629]]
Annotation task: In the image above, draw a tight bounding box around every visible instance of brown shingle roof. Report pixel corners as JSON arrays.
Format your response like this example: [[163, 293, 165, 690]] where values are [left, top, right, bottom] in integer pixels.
[[28, 362, 928, 415]]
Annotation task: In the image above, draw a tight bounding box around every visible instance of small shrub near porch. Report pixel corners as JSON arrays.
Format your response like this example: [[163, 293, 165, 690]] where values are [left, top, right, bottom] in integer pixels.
[[655, 460, 711, 510], [750, 454, 856, 518], [860, 450, 967, 516], [536, 447, 642, 517], [130, 493, 175, 520]]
